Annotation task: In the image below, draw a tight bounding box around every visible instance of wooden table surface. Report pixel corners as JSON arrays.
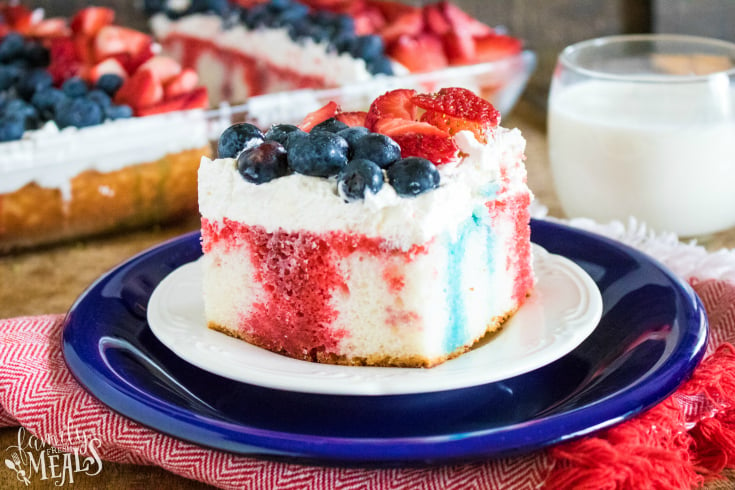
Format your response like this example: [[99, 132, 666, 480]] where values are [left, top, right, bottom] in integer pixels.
[[2, 96, 735, 489]]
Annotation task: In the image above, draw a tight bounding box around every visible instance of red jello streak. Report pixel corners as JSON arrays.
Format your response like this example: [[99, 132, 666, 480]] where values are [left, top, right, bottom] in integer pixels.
[[201, 218, 427, 360], [486, 191, 534, 305]]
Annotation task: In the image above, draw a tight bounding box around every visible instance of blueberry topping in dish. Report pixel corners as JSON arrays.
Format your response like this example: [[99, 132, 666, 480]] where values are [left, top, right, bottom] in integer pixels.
[[387, 157, 441, 197], [218, 122, 265, 158], [337, 158, 384, 202], [237, 140, 289, 184]]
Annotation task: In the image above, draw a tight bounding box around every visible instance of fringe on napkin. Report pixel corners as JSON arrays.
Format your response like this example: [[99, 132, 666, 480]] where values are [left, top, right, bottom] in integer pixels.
[[529, 206, 735, 489]]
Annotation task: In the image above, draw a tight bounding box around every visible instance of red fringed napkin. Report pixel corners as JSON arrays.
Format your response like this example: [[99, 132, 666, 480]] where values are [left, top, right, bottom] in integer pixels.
[[1, 279, 735, 489]]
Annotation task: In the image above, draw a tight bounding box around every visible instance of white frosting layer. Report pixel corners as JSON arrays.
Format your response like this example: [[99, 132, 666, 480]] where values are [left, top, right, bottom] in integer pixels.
[[0, 109, 209, 196], [150, 13, 407, 86], [199, 128, 528, 250]]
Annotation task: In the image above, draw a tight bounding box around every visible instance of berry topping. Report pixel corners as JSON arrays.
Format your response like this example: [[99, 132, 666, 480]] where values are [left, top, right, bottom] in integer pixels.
[[364, 88, 417, 131], [335, 111, 368, 127], [55, 97, 104, 129], [31, 88, 66, 119], [95, 73, 124, 96], [264, 123, 302, 146], [387, 157, 440, 197], [16, 68, 52, 100], [413, 87, 500, 142], [374, 117, 458, 165], [61, 76, 89, 98], [336, 126, 369, 149], [218, 122, 265, 159], [337, 158, 384, 202], [312, 117, 350, 134], [0, 114, 24, 142], [350, 132, 401, 168], [287, 131, 349, 177], [297, 100, 340, 132], [237, 140, 289, 184]]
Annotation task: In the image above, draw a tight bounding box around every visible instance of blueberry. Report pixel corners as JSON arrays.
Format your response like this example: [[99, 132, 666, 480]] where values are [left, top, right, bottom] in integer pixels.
[[95, 73, 124, 96], [4, 98, 39, 129], [311, 117, 349, 134], [190, 0, 230, 15], [218, 122, 265, 158], [287, 131, 349, 177], [237, 140, 289, 184], [350, 35, 384, 62], [367, 56, 394, 76], [387, 157, 440, 197], [142, 0, 167, 14], [87, 89, 112, 108], [336, 126, 369, 149], [54, 97, 104, 128], [61, 77, 89, 98], [0, 64, 23, 91], [0, 33, 25, 63], [16, 68, 53, 100], [264, 123, 300, 146], [105, 104, 133, 120], [0, 114, 24, 141], [351, 133, 401, 168], [31, 87, 67, 119], [337, 158, 384, 201], [21, 42, 50, 68]]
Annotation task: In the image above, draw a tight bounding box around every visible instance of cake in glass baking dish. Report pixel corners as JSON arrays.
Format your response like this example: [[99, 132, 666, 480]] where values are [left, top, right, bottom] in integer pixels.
[[0, 5, 211, 252], [146, 0, 524, 105], [198, 87, 534, 367]]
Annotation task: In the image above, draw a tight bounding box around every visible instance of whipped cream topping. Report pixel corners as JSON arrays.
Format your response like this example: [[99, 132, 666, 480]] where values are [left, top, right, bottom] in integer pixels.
[[150, 13, 407, 86], [0, 109, 209, 197], [198, 128, 529, 250]]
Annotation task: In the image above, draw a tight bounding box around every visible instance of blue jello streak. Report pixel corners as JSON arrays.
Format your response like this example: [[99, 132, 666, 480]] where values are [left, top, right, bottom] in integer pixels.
[[443, 210, 496, 352]]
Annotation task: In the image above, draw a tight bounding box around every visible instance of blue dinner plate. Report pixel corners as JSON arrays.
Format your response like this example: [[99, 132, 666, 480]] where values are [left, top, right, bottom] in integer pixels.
[[62, 219, 707, 465]]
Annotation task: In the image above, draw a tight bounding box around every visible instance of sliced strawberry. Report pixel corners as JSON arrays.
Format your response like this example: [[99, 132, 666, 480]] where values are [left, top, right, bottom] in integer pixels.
[[387, 33, 447, 73], [163, 68, 199, 98], [474, 33, 523, 62], [73, 35, 96, 64], [371, 1, 416, 22], [112, 45, 154, 75], [374, 118, 458, 165], [88, 57, 128, 83], [379, 9, 424, 44], [352, 5, 387, 35], [413, 87, 500, 142], [139, 55, 182, 84], [440, 1, 493, 37], [2, 5, 34, 33], [423, 4, 451, 35], [298, 101, 340, 131], [364, 88, 417, 131], [335, 110, 368, 127], [93, 25, 152, 63], [70, 7, 115, 37], [114, 68, 163, 111], [442, 30, 476, 65], [27, 18, 70, 38], [47, 37, 82, 84], [137, 86, 209, 116]]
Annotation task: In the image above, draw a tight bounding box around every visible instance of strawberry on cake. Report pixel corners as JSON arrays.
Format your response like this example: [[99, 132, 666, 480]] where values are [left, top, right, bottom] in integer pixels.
[[199, 87, 534, 368], [146, 0, 523, 105], [0, 6, 211, 252]]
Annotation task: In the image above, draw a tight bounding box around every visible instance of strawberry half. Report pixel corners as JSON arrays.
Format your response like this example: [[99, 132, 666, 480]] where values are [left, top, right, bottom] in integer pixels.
[[137, 86, 208, 116], [474, 33, 523, 62], [163, 68, 199, 98], [70, 7, 115, 37], [412, 87, 500, 143], [93, 25, 152, 63], [298, 101, 340, 131], [114, 68, 163, 112], [374, 118, 458, 165], [387, 34, 447, 73], [364, 88, 417, 131]]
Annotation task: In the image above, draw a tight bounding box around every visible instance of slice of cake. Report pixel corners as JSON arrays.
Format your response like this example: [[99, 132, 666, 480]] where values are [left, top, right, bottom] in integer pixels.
[[0, 6, 211, 252], [199, 87, 533, 368], [147, 0, 523, 105]]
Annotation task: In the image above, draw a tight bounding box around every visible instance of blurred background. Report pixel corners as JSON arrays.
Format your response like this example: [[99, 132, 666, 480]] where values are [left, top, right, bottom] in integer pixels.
[[33, 0, 735, 113]]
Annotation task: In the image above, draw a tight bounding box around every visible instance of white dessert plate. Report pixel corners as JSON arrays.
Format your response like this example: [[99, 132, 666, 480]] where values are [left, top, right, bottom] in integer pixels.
[[146, 244, 602, 396]]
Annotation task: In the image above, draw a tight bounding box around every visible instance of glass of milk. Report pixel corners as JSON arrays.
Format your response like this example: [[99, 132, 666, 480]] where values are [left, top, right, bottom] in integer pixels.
[[548, 35, 735, 237]]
